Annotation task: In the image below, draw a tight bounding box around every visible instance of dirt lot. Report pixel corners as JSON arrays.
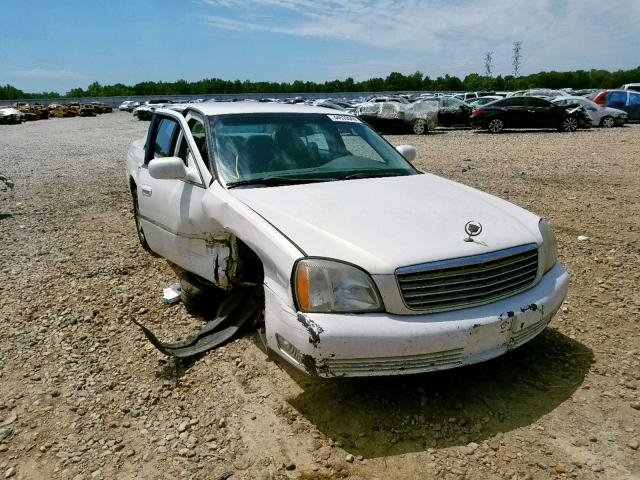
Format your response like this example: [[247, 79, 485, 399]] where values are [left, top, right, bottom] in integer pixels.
[[0, 113, 639, 480]]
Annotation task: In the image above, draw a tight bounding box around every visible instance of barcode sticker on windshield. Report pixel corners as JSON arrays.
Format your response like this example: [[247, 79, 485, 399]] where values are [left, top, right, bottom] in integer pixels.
[[327, 114, 361, 123]]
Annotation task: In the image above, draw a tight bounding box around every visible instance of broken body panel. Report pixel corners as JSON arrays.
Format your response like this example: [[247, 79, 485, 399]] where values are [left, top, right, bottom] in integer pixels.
[[126, 103, 568, 377]]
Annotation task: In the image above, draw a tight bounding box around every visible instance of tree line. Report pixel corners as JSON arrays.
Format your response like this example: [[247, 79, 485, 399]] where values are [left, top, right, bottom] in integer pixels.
[[2, 66, 639, 100]]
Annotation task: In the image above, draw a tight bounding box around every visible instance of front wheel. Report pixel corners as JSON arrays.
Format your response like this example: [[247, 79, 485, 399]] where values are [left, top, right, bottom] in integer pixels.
[[561, 116, 578, 132], [180, 274, 224, 318], [412, 119, 427, 135], [487, 118, 504, 133], [600, 116, 615, 128]]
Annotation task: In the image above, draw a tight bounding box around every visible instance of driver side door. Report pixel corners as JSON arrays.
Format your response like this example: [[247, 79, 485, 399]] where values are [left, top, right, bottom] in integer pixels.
[[136, 111, 216, 281]]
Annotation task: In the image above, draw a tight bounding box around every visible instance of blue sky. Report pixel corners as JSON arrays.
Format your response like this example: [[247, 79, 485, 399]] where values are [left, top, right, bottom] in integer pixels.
[[1, 0, 638, 93]]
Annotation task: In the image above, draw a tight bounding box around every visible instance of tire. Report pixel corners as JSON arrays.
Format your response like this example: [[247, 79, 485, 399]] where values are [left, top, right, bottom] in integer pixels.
[[487, 118, 504, 133], [412, 119, 427, 135], [561, 116, 578, 132], [180, 274, 224, 318], [132, 187, 152, 252], [600, 116, 615, 128]]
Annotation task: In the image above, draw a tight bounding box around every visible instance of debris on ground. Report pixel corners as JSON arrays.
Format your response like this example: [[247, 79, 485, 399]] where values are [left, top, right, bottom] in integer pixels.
[[162, 282, 182, 304], [134, 287, 262, 358]]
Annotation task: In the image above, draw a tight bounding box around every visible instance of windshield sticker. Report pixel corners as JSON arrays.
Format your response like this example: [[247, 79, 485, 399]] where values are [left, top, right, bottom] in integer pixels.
[[327, 114, 361, 123]]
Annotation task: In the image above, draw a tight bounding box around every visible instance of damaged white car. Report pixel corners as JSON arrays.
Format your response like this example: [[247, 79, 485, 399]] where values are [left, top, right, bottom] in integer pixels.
[[126, 103, 569, 377]]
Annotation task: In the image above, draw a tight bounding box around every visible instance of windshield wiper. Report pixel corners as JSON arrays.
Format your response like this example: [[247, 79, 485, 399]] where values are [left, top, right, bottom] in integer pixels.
[[226, 176, 336, 188], [344, 170, 415, 180]]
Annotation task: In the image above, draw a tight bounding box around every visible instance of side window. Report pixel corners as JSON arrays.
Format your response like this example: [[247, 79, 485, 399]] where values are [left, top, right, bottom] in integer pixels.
[[607, 91, 627, 105], [497, 98, 523, 107], [628, 93, 640, 106], [526, 97, 550, 107], [188, 118, 209, 164], [154, 118, 179, 158]]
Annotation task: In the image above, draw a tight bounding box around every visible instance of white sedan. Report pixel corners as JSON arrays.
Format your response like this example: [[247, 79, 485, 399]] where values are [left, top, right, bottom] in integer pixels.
[[126, 103, 569, 377], [552, 96, 627, 127]]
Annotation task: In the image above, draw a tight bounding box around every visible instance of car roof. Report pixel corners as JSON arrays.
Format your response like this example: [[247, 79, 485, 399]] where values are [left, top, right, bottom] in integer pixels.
[[553, 96, 590, 101], [185, 101, 352, 117]]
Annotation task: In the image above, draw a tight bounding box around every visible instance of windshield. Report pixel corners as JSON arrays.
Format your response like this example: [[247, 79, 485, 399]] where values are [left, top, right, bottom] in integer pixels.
[[209, 113, 418, 186]]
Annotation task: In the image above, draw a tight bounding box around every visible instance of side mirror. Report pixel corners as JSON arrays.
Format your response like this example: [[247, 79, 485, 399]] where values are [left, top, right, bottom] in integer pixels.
[[396, 144, 417, 162], [148, 156, 187, 180]]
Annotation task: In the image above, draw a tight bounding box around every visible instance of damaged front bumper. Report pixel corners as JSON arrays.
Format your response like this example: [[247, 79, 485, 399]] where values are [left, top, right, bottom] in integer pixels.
[[265, 263, 569, 377]]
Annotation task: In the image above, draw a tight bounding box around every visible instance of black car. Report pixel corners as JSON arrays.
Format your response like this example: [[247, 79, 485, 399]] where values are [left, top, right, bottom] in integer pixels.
[[470, 96, 589, 133]]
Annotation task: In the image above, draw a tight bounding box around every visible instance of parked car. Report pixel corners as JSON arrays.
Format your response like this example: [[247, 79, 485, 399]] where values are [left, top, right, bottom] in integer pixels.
[[470, 96, 589, 133], [90, 101, 113, 113], [356, 101, 438, 134], [468, 96, 503, 107], [126, 102, 568, 377], [620, 83, 640, 92], [522, 89, 565, 99], [590, 90, 640, 121], [454, 92, 495, 102], [312, 100, 347, 112], [133, 100, 167, 120], [118, 100, 139, 111], [417, 97, 473, 126], [552, 96, 627, 127], [366, 95, 410, 104]]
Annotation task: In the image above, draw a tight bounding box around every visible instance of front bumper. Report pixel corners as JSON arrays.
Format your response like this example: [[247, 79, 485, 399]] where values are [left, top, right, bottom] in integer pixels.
[[265, 262, 569, 377]]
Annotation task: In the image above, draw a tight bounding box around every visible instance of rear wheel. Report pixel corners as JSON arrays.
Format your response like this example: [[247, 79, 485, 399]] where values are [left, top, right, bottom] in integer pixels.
[[487, 118, 504, 133], [412, 119, 427, 135], [562, 116, 578, 132], [600, 116, 615, 128]]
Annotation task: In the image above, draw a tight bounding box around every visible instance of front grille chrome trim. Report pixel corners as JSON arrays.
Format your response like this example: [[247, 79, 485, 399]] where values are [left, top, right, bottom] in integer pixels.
[[396, 244, 539, 312]]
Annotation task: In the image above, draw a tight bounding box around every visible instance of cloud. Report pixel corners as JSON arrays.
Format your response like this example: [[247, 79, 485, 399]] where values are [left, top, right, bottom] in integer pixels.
[[9, 69, 83, 81], [201, 0, 640, 76]]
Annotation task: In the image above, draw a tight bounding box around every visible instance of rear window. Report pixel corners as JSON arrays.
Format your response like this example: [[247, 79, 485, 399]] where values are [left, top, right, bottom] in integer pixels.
[[629, 93, 640, 106]]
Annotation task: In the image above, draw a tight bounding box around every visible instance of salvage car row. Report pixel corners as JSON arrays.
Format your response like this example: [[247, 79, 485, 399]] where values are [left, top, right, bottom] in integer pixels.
[[0, 101, 113, 124], [122, 87, 637, 135]]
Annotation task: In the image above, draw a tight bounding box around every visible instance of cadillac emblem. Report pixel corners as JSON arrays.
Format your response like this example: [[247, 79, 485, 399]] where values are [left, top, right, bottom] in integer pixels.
[[464, 221, 483, 242]]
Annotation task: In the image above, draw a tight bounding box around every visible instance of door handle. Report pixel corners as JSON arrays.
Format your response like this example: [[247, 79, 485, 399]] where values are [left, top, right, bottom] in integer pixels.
[[141, 185, 152, 197]]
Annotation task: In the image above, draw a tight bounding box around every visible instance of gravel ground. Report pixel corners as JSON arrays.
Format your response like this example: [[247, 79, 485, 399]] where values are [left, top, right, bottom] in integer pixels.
[[0, 113, 639, 480]]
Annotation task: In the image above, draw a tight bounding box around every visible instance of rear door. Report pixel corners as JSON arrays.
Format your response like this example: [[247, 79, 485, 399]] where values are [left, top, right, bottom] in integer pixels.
[[525, 97, 557, 128], [606, 91, 628, 110], [497, 97, 527, 127], [440, 97, 470, 125], [626, 92, 640, 120]]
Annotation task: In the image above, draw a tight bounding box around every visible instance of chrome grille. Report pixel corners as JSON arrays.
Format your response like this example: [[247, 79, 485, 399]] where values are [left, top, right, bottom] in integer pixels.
[[324, 348, 463, 376], [396, 244, 539, 312]]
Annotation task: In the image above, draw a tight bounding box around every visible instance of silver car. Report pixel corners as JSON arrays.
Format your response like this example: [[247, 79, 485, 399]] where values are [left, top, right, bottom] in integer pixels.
[[552, 96, 627, 127]]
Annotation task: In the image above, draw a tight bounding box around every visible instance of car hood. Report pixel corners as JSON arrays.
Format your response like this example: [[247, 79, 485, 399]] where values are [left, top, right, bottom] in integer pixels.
[[230, 174, 542, 274]]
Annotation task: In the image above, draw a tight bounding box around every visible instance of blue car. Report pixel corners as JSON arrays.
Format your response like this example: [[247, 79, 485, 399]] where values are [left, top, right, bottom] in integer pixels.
[[592, 89, 640, 121]]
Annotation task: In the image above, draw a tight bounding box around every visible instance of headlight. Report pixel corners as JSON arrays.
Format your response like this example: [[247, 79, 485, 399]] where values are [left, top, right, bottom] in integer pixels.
[[293, 259, 383, 313], [538, 219, 558, 273]]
